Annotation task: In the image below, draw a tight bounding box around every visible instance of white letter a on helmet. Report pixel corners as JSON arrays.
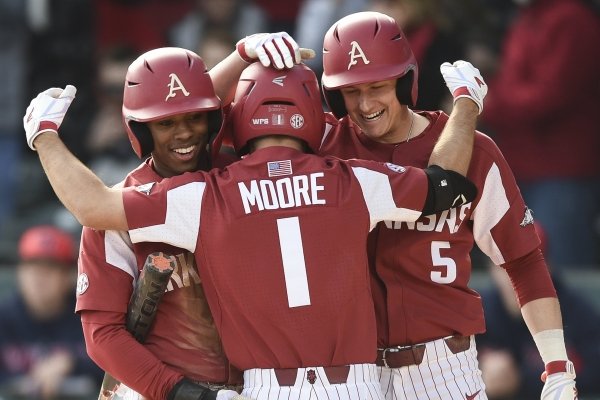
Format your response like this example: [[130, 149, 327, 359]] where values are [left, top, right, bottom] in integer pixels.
[[347, 41, 370, 70], [165, 73, 190, 101]]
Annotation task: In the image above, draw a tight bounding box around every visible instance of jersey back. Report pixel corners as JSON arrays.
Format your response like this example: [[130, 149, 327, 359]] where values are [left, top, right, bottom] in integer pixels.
[[124, 147, 429, 370]]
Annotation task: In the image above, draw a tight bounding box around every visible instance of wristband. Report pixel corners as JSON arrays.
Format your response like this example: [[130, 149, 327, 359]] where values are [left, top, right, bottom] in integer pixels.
[[546, 360, 576, 375], [236, 39, 253, 64], [533, 329, 568, 364]]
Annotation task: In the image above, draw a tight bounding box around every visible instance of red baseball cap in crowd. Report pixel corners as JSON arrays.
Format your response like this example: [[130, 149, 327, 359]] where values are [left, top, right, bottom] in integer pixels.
[[18, 225, 76, 266]]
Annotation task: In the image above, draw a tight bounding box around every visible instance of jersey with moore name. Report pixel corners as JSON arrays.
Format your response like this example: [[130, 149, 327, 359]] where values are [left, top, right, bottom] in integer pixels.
[[123, 146, 429, 370], [320, 110, 541, 346]]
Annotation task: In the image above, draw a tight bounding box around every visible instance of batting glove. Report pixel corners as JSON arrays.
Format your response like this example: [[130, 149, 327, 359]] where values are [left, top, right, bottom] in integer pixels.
[[540, 360, 578, 400], [23, 85, 77, 150], [168, 379, 254, 400], [440, 60, 487, 114], [217, 390, 253, 400], [236, 32, 301, 69]]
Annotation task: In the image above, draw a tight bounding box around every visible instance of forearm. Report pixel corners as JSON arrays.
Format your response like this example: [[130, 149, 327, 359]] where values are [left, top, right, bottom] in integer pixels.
[[82, 311, 182, 399], [34, 133, 127, 230], [428, 98, 478, 176], [521, 297, 564, 335], [209, 51, 248, 106]]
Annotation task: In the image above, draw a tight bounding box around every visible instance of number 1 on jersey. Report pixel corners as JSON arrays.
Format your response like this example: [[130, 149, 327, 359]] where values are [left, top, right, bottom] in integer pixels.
[[277, 217, 311, 307]]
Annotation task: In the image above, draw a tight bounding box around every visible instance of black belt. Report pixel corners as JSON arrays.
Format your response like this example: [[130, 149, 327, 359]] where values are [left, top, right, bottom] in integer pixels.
[[376, 335, 471, 368], [273, 366, 350, 386]]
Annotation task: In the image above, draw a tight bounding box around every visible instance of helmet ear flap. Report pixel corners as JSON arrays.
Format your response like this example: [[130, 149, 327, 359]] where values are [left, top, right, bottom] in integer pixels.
[[322, 87, 347, 119], [129, 121, 154, 158], [207, 109, 223, 141], [396, 70, 415, 107]]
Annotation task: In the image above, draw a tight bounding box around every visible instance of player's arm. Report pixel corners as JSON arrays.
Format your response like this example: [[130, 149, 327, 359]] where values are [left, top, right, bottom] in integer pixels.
[[24, 86, 127, 231], [428, 60, 487, 176], [35, 133, 126, 230], [418, 60, 487, 214], [501, 253, 577, 399]]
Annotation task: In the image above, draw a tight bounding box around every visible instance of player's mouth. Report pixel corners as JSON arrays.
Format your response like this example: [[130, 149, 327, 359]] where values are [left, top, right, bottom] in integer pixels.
[[362, 109, 384, 122], [172, 144, 197, 161]]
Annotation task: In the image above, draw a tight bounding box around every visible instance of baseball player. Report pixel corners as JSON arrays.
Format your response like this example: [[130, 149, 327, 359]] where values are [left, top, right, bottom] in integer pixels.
[[73, 34, 304, 399], [24, 62, 480, 400], [318, 11, 577, 400]]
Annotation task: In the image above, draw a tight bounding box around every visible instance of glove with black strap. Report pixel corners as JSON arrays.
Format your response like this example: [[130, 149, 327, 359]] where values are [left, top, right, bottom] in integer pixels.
[[168, 378, 252, 400]]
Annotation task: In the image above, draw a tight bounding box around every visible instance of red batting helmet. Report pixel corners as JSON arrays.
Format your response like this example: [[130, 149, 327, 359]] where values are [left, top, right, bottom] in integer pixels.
[[122, 47, 223, 158], [322, 11, 418, 118], [228, 63, 325, 155]]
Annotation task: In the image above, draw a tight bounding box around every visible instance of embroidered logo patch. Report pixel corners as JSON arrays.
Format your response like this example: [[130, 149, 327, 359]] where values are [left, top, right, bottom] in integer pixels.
[[520, 206, 534, 227], [306, 369, 317, 384], [77, 273, 89, 295]]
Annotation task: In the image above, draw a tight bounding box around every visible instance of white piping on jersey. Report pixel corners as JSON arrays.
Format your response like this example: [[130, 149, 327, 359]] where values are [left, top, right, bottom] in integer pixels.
[[351, 167, 422, 231], [320, 121, 334, 148], [471, 162, 510, 265], [104, 229, 137, 282], [129, 182, 205, 253]]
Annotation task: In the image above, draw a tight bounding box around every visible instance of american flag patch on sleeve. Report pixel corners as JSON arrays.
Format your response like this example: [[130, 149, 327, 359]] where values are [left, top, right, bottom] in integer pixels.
[[267, 160, 293, 177]]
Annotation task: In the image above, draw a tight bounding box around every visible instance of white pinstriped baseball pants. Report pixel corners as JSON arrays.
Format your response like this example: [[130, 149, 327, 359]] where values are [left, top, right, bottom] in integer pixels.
[[242, 364, 385, 400], [378, 336, 487, 400]]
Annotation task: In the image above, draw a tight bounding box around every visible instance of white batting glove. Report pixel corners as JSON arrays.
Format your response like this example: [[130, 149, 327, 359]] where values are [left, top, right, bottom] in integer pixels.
[[236, 32, 301, 69], [540, 361, 578, 400], [217, 390, 254, 400], [23, 85, 77, 150], [440, 60, 487, 114]]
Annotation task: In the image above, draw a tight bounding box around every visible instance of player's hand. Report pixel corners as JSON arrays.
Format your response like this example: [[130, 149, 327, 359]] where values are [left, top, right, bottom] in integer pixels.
[[540, 361, 578, 400], [23, 85, 77, 150], [217, 390, 254, 400], [440, 60, 487, 114], [168, 379, 255, 400], [236, 32, 302, 69]]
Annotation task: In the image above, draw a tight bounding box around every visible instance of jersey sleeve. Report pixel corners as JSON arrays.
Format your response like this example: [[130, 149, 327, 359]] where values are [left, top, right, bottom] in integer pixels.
[[123, 176, 206, 252], [470, 134, 540, 265], [346, 160, 428, 230], [76, 226, 136, 313]]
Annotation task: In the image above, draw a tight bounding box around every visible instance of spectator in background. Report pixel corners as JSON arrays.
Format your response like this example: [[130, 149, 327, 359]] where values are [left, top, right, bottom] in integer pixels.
[[478, 222, 600, 399], [0, 0, 30, 255], [252, 0, 303, 33], [0, 225, 103, 399], [294, 0, 368, 78], [95, 0, 193, 54], [368, 0, 465, 111], [169, 0, 265, 53], [481, 0, 600, 269], [86, 45, 140, 186], [2, 0, 98, 264], [196, 29, 237, 69]]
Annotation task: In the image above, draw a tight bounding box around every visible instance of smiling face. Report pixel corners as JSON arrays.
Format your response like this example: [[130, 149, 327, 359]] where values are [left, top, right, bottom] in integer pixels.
[[340, 78, 407, 144], [146, 111, 210, 177]]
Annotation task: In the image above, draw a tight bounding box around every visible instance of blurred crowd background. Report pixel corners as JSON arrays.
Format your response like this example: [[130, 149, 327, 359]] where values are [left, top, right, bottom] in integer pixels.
[[0, 0, 599, 399]]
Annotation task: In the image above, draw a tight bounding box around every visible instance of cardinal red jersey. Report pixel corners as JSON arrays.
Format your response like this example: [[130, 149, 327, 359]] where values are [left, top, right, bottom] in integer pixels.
[[123, 146, 429, 370], [76, 158, 229, 383], [320, 111, 541, 346]]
